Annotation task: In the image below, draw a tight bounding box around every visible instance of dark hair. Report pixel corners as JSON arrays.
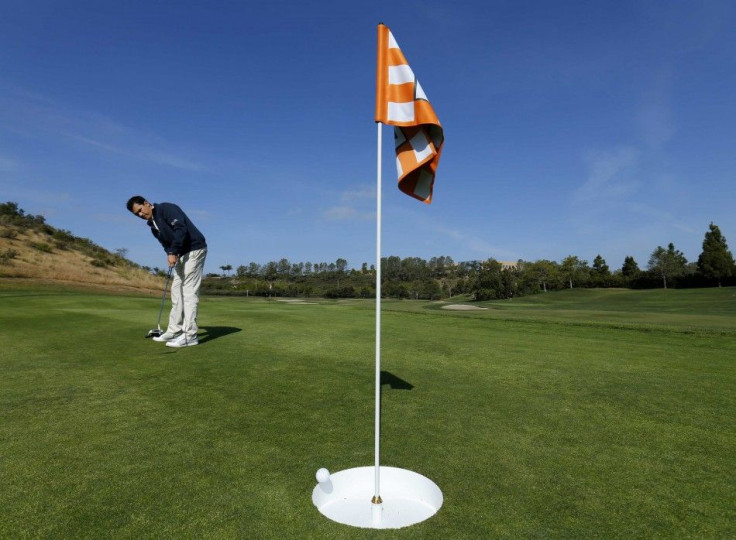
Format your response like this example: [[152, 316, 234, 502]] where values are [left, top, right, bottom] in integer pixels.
[[126, 195, 146, 212]]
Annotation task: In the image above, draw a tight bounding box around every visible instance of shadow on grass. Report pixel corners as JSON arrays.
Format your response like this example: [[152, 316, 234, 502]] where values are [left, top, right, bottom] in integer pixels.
[[198, 326, 242, 343], [381, 370, 414, 390]]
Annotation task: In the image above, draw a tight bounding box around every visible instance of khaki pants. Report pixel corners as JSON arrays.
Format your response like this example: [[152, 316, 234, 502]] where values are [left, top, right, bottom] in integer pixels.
[[167, 248, 207, 339]]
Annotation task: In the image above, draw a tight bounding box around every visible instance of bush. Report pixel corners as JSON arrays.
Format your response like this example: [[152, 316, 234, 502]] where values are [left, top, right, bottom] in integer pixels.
[[474, 288, 497, 301], [53, 230, 75, 249], [30, 242, 53, 253], [0, 248, 19, 265], [324, 286, 356, 299], [383, 281, 410, 299]]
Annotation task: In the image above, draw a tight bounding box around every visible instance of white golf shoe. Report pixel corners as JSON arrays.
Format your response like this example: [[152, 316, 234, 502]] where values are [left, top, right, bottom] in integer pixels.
[[152, 331, 181, 342], [166, 334, 199, 348]]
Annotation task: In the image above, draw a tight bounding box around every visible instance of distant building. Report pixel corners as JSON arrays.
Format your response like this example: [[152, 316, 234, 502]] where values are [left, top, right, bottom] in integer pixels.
[[499, 261, 520, 271]]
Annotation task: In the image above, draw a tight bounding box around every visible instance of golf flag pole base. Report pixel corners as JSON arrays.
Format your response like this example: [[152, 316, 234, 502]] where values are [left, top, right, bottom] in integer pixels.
[[372, 498, 382, 527], [312, 466, 442, 529]]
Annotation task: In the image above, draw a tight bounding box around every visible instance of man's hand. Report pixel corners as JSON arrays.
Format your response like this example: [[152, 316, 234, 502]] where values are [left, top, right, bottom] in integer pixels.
[[167, 254, 179, 267]]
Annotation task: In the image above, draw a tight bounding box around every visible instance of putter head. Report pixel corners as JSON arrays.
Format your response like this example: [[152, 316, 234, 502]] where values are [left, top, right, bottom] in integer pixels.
[[146, 328, 163, 338]]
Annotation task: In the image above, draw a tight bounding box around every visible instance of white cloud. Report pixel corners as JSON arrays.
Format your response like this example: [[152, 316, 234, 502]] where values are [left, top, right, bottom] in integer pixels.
[[433, 224, 518, 261], [140, 150, 206, 172], [627, 202, 697, 235], [1, 182, 72, 210], [573, 147, 640, 205], [323, 205, 374, 221], [321, 184, 376, 221], [638, 68, 676, 149], [0, 86, 206, 172], [340, 186, 375, 202], [638, 102, 676, 149]]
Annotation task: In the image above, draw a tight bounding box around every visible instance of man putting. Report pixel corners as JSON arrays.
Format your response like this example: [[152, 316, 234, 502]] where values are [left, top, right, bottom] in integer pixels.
[[127, 196, 207, 348]]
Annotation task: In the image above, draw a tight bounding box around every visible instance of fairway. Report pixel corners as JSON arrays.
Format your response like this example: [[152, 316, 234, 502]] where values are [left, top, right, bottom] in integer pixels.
[[1, 286, 735, 537]]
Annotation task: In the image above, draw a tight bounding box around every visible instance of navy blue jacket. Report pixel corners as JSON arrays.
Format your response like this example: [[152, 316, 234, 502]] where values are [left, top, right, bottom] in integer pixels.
[[148, 202, 207, 256]]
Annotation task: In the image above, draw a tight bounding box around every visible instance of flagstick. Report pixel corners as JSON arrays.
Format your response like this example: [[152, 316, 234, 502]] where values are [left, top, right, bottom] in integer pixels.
[[373, 121, 383, 507]]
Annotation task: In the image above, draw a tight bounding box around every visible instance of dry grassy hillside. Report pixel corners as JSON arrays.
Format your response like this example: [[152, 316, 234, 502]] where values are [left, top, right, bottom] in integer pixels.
[[0, 225, 164, 294]]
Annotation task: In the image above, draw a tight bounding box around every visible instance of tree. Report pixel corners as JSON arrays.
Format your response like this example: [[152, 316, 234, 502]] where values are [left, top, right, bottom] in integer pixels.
[[621, 256, 640, 279], [382, 256, 402, 281], [248, 262, 261, 277], [526, 259, 559, 292], [648, 243, 687, 289], [697, 223, 735, 287], [383, 281, 409, 298], [440, 276, 459, 298], [0, 201, 22, 217], [220, 264, 232, 277], [400, 257, 428, 281], [263, 261, 278, 280], [0, 201, 45, 227], [560, 255, 588, 289], [429, 255, 455, 278], [472, 259, 518, 300], [277, 258, 291, 278], [591, 254, 611, 287]]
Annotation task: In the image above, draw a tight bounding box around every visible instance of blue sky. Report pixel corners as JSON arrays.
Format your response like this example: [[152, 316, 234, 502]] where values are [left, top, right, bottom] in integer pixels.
[[2, 1, 734, 275]]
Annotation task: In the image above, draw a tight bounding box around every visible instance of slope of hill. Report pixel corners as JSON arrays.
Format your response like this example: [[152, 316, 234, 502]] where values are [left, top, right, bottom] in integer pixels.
[[0, 203, 163, 294]]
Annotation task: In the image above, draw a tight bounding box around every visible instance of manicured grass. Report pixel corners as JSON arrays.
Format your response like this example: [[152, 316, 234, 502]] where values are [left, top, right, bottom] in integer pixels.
[[425, 287, 736, 334], [1, 287, 735, 537]]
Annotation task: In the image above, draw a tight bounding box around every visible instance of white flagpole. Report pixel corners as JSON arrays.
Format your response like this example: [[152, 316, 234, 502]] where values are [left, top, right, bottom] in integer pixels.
[[373, 121, 383, 505]]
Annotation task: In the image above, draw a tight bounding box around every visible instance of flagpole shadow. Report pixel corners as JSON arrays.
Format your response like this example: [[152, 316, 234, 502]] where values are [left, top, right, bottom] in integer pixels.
[[381, 371, 414, 390]]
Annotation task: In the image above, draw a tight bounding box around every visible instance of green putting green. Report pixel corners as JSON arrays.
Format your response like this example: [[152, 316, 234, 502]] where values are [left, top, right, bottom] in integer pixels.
[[1, 286, 734, 537]]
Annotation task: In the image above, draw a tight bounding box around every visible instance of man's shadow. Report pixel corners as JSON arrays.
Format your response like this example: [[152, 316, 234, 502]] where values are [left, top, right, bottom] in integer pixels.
[[198, 326, 242, 344]]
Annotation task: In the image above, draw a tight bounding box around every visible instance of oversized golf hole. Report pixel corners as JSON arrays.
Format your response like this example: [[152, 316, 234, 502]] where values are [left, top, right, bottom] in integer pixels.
[[312, 466, 442, 529]]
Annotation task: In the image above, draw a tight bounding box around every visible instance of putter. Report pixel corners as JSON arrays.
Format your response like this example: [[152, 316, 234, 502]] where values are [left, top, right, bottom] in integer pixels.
[[146, 266, 173, 338]]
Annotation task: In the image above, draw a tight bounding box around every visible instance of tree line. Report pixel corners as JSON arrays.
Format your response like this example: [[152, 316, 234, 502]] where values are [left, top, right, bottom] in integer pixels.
[[203, 223, 735, 300], [3, 202, 732, 301]]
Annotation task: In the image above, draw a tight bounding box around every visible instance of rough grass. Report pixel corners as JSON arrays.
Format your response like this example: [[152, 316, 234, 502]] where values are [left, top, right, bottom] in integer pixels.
[[1, 286, 735, 538], [0, 228, 162, 293]]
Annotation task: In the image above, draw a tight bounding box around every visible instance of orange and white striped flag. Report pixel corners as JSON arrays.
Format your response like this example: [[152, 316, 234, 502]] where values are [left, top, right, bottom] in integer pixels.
[[375, 23, 444, 204]]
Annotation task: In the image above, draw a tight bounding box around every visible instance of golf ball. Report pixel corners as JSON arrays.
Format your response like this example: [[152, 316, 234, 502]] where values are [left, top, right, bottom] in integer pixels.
[[316, 468, 330, 483]]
